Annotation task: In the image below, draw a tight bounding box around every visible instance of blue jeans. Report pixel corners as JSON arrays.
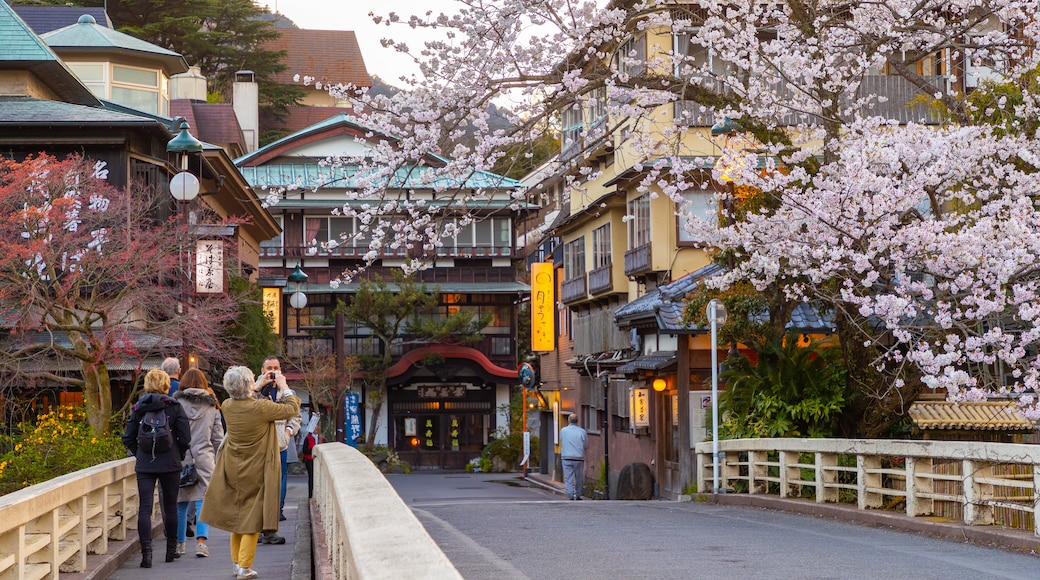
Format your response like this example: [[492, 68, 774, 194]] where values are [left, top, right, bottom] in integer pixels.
[[562, 458, 584, 500], [177, 500, 209, 542], [279, 448, 288, 513], [176, 501, 209, 544]]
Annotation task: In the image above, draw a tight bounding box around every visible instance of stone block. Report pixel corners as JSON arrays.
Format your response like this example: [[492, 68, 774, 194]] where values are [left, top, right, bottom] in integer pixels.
[[616, 462, 654, 500]]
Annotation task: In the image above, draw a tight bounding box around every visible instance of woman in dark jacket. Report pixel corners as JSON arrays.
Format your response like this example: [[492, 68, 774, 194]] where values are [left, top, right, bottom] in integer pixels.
[[122, 368, 191, 568]]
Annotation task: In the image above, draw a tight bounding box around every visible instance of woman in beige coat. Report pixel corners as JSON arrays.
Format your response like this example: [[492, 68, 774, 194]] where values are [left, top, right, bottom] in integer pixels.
[[200, 366, 300, 580]]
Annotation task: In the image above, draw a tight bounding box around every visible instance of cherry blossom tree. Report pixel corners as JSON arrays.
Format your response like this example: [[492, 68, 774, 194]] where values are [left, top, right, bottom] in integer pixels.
[[0, 155, 245, 433], [291, 1, 1040, 423]]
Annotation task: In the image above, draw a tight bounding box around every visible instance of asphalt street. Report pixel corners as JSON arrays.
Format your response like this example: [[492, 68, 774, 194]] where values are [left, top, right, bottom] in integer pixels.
[[387, 473, 1040, 580]]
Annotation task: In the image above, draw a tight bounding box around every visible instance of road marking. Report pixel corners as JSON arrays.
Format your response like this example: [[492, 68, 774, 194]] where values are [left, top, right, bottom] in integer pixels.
[[412, 508, 528, 579]]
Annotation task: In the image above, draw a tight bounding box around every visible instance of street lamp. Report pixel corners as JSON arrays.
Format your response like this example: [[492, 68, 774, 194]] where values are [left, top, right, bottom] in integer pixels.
[[167, 119, 203, 204], [707, 298, 727, 494], [287, 264, 309, 312]]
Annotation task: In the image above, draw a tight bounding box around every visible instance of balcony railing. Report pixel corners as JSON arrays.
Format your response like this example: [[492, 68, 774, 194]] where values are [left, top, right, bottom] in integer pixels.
[[261, 244, 515, 260], [624, 243, 652, 277], [674, 75, 948, 126], [560, 274, 588, 304], [588, 264, 614, 295]]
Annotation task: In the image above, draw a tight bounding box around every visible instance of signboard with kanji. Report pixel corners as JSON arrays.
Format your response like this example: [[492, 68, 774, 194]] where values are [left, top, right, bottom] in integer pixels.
[[632, 388, 650, 428], [345, 392, 362, 447], [531, 262, 554, 351], [195, 240, 224, 294]]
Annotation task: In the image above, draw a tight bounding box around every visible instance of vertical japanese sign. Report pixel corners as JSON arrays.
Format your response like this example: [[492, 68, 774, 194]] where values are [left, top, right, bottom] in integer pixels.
[[633, 388, 650, 428], [531, 262, 554, 351], [262, 287, 281, 335], [344, 392, 361, 448], [195, 240, 224, 293]]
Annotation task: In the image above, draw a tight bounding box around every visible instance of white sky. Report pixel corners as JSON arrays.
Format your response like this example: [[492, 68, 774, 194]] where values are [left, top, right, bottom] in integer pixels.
[[258, 1, 458, 84]]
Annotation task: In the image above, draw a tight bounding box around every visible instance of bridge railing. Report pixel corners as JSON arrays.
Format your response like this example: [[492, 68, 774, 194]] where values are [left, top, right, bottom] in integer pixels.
[[312, 444, 461, 579], [0, 457, 139, 578], [696, 438, 1040, 536]]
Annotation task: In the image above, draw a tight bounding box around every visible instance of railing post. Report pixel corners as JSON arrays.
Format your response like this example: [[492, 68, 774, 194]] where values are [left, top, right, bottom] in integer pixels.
[[963, 460, 994, 526], [905, 456, 933, 517], [1033, 465, 1040, 537], [857, 454, 883, 509], [697, 449, 708, 494], [816, 452, 838, 503], [780, 451, 799, 498], [749, 450, 769, 494]]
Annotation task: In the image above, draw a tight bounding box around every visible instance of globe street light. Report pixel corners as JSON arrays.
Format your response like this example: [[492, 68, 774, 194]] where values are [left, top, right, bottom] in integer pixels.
[[707, 298, 728, 494]]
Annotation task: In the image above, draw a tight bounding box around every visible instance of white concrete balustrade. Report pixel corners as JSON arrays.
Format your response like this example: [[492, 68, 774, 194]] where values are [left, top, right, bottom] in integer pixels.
[[311, 444, 461, 580], [0, 457, 140, 579], [696, 438, 1040, 535]]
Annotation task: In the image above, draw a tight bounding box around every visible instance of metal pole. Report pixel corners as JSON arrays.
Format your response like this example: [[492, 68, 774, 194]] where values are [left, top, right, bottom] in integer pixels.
[[335, 310, 345, 444], [602, 371, 609, 500], [710, 301, 720, 494]]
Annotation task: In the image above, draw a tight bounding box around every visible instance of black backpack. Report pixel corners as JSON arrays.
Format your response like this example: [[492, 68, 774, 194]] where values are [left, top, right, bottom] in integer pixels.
[[137, 407, 173, 460]]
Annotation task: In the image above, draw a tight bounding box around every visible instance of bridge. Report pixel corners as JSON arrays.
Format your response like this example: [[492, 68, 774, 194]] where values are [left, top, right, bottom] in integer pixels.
[[1, 439, 1038, 579]]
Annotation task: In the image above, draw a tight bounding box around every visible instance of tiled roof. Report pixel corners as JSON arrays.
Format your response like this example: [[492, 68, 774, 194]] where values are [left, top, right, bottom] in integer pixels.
[[261, 105, 364, 136], [263, 28, 371, 88], [909, 402, 1036, 431], [239, 161, 519, 191], [41, 15, 188, 75], [12, 6, 113, 34], [170, 100, 245, 151], [616, 352, 677, 374], [615, 263, 834, 334], [0, 96, 158, 125]]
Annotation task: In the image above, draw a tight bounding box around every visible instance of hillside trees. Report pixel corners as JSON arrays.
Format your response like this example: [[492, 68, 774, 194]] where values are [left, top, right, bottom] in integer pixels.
[[303, 1, 1040, 426], [0, 155, 245, 433]]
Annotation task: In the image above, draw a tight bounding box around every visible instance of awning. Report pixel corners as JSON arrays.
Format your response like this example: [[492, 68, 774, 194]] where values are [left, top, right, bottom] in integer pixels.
[[908, 402, 1036, 431], [616, 352, 677, 374]]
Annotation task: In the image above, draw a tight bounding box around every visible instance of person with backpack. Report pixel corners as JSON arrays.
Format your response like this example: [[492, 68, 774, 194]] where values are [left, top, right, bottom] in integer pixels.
[[122, 368, 191, 568]]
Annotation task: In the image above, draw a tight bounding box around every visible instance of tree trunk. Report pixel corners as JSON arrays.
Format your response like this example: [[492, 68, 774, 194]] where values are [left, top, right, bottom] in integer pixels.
[[69, 333, 113, 434]]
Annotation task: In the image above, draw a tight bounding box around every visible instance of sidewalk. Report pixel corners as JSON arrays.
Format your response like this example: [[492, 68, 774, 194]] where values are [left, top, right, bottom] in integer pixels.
[[68, 474, 310, 580]]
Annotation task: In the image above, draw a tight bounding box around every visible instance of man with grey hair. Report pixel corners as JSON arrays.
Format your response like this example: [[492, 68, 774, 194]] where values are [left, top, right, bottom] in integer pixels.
[[559, 413, 588, 500], [162, 357, 182, 396]]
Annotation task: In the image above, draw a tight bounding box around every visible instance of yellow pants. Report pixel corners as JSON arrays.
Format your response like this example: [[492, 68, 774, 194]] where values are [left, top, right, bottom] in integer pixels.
[[230, 532, 260, 569]]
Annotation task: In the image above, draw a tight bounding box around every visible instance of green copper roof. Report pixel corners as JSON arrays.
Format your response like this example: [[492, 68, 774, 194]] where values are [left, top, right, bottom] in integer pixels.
[[0, 2, 100, 105], [239, 162, 519, 191], [41, 14, 188, 74], [0, 0, 58, 62]]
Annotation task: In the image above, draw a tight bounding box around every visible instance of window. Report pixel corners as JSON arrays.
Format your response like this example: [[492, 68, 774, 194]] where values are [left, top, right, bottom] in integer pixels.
[[67, 62, 106, 97], [592, 224, 611, 268], [561, 106, 583, 157], [674, 30, 732, 81], [563, 237, 586, 279], [260, 217, 283, 252], [627, 195, 651, 248], [111, 65, 166, 115], [441, 217, 511, 248], [678, 190, 718, 244], [304, 217, 329, 245], [617, 34, 646, 78]]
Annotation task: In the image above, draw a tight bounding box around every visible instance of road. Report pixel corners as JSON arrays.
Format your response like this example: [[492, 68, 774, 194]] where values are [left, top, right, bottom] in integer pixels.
[[387, 473, 1040, 580]]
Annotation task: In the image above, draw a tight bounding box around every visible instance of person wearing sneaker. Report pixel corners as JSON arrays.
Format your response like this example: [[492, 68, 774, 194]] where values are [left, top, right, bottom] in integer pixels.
[[257, 356, 302, 542], [174, 369, 224, 558], [200, 366, 300, 580]]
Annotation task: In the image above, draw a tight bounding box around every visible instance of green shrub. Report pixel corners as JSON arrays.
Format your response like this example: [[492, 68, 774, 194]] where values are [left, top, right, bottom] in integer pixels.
[[482, 431, 538, 471], [0, 406, 125, 495]]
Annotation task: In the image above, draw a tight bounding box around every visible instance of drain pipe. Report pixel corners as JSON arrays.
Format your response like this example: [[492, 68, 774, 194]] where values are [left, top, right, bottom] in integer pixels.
[[600, 366, 610, 500]]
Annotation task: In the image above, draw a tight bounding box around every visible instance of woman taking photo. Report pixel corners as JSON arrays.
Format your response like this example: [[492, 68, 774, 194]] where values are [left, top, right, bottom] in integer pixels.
[[201, 365, 301, 580], [122, 368, 191, 568], [173, 368, 225, 558]]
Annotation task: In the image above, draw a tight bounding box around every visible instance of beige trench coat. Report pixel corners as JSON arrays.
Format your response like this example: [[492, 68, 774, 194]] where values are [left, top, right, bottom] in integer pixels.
[[200, 393, 301, 534]]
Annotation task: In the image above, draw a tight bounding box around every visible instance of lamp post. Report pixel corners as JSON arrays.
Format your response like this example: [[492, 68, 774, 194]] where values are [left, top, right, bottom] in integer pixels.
[[167, 120, 203, 365], [287, 264, 309, 312], [707, 298, 727, 494]]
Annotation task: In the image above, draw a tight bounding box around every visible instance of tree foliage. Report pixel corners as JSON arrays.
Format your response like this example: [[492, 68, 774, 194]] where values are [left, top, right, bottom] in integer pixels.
[[338, 271, 491, 445], [0, 154, 244, 433], [309, 1, 1040, 425], [719, 334, 847, 439]]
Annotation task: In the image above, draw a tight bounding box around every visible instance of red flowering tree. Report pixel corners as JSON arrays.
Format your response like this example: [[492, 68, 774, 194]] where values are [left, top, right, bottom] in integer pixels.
[[0, 154, 243, 433]]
